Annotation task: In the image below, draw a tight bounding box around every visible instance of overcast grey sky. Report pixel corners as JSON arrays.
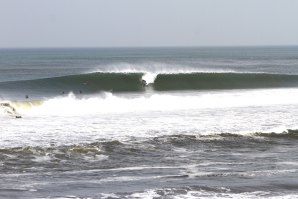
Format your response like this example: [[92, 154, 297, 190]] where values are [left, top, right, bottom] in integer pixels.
[[0, 0, 298, 48]]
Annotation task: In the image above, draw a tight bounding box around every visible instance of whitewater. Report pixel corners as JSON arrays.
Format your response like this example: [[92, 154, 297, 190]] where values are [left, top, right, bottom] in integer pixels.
[[1, 47, 298, 198]]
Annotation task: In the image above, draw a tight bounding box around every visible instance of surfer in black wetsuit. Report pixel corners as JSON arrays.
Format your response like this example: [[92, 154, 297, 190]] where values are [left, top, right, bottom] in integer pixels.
[[141, 80, 147, 87]]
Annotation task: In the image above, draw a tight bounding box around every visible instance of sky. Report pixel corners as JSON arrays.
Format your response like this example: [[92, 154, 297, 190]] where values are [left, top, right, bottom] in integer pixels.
[[0, 0, 298, 48]]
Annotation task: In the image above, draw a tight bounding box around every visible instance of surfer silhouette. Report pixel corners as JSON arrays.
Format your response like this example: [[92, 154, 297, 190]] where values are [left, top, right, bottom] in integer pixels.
[[141, 80, 147, 87]]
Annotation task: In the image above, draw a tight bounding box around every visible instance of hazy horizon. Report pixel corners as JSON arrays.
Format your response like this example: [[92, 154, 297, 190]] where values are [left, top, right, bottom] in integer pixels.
[[1, 0, 298, 48], [1, 45, 298, 50]]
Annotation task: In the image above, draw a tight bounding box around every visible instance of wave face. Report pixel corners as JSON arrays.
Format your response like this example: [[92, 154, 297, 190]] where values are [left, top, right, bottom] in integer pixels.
[[154, 72, 298, 90], [1, 72, 298, 95], [0, 72, 145, 93]]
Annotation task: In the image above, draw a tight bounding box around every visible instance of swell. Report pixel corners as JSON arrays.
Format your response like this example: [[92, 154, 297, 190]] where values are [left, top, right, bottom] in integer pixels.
[[1, 72, 298, 93]]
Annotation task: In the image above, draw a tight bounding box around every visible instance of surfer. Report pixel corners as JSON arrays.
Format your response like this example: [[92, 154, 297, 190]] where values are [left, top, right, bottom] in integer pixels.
[[25, 95, 29, 99], [0, 102, 9, 107], [141, 80, 147, 87], [0, 102, 22, 118]]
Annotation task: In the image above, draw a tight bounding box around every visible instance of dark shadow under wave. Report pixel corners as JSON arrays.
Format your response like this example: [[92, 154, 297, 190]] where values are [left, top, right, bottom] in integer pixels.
[[1, 72, 298, 94]]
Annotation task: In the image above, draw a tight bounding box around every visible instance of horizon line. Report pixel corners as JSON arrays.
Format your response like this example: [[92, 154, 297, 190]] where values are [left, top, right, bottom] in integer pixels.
[[1, 44, 298, 50]]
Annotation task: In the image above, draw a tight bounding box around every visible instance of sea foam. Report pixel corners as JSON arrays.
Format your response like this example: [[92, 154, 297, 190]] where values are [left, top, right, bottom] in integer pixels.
[[7, 88, 298, 116]]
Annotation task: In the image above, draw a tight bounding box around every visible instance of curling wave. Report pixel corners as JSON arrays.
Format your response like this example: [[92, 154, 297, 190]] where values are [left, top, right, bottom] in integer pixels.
[[1, 72, 298, 94]]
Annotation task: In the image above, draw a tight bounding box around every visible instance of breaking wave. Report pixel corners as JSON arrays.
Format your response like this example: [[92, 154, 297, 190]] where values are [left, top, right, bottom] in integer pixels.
[[2, 87, 298, 116], [1, 72, 298, 94]]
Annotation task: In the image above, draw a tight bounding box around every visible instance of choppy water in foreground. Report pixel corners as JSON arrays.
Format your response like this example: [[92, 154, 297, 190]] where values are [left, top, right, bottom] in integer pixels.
[[1, 47, 298, 198]]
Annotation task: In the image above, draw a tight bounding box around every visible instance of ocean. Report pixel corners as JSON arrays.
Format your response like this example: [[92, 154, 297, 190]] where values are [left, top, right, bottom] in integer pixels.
[[1, 46, 298, 198]]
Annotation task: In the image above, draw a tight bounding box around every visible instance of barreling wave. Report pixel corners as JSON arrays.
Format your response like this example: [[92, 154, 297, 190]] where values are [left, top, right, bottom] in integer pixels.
[[1, 72, 298, 93]]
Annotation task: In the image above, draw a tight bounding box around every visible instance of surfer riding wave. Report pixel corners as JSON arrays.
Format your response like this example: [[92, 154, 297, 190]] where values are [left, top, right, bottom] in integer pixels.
[[0, 102, 22, 118]]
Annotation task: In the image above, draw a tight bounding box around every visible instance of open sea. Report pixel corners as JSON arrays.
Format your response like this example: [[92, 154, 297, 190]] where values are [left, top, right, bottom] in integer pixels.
[[1, 46, 298, 198]]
